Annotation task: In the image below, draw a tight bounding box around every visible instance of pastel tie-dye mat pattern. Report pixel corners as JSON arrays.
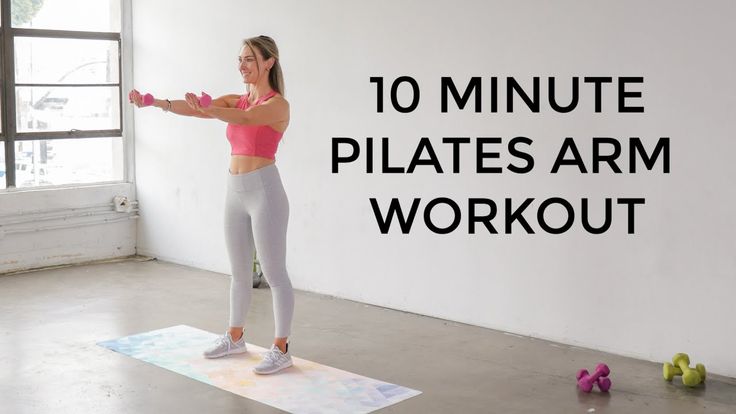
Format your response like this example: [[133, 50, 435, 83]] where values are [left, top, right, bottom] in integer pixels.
[[97, 325, 421, 413]]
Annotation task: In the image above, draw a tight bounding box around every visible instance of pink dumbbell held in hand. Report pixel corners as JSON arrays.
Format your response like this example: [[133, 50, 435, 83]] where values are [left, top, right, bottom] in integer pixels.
[[198, 92, 212, 108], [576, 363, 612, 392], [128, 90, 154, 107]]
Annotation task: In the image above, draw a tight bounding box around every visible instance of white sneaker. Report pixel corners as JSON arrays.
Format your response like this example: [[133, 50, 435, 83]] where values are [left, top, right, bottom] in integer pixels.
[[253, 343, 293, 375], [202, 331, 248, 359]]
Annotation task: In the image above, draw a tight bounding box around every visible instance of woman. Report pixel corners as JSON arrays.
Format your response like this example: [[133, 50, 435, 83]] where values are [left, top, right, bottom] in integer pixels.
[[128, 35, 294, 375]]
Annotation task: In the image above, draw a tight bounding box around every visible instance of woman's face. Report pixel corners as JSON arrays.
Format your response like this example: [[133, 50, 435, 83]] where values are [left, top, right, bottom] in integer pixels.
[[238, 45, 270, 84]]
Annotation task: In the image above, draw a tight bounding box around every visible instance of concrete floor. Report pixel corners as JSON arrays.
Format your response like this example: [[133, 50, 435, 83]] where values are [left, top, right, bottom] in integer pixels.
[[0, 257, 734, 414]]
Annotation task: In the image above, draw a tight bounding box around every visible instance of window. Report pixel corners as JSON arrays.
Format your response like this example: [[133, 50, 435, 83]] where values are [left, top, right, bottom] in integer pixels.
[[1, 0, 124, 189]]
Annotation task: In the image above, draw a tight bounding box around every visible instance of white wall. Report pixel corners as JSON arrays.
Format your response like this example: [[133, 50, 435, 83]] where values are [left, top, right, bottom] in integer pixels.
[[0, 183, 137, 272], [132, 0, 736, 377]]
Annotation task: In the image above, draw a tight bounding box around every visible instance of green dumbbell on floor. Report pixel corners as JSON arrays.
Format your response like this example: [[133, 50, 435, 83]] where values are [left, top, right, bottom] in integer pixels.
[[252, 249, 268, 288], [663, 353, 706, 386]]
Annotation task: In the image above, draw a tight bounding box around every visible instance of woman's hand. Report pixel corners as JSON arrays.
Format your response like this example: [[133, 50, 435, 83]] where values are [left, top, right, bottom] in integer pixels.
[[185, 92, 206, 113], [128, 89, 144, 107]]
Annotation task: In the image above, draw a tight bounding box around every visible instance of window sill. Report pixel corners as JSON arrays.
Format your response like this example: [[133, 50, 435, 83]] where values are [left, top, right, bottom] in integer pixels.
[[0, 180, 132, 194]]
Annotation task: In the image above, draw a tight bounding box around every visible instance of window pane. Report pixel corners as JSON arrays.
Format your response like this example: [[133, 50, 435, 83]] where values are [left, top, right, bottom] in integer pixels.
[[15, 37, 119, 85], [12, 0, 121, 32], [15, 138, 124, 188], [17, 86, 120, 133]]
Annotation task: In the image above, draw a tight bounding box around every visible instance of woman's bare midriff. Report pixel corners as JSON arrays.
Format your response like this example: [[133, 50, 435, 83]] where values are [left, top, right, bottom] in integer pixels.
[[229, 155, 276, 175]]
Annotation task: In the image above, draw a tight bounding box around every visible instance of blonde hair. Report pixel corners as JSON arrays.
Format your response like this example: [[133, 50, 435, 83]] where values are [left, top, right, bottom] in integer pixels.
[[242, 35, 285, 96]]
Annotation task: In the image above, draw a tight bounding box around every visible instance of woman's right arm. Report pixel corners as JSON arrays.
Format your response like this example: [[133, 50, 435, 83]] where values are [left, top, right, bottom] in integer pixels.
[[128, 89, 213, 118]]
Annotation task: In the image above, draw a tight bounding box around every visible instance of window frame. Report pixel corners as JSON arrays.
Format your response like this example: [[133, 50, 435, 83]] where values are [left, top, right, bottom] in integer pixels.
[[0, 0, 124, 189]]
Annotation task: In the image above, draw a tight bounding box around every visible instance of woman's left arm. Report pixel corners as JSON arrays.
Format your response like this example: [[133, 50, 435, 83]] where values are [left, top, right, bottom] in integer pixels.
[[192, 94, 289, 125]]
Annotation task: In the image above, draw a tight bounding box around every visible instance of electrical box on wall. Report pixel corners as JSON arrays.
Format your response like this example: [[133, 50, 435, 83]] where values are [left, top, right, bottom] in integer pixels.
[[114, 195, 133, 213]]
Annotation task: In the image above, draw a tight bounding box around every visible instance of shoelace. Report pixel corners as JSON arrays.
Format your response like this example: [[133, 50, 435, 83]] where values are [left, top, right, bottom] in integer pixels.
[[262, 348, 284, 364], [214, 334, 233, 352]]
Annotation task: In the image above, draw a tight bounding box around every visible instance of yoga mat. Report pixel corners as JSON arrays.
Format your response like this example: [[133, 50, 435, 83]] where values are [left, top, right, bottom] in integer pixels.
[[97, 325, 422, 413]]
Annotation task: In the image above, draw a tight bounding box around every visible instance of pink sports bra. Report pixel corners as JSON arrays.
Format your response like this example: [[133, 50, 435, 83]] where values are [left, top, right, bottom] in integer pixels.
[[226, 90, 284, 160]]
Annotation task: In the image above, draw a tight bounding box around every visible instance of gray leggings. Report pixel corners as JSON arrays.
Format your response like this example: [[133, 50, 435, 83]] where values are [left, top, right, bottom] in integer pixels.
[[224, 163, 294, 338]]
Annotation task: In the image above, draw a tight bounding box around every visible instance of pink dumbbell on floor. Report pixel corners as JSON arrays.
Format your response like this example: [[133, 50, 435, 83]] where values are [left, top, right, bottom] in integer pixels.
[[576, 363, 612, 392]]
